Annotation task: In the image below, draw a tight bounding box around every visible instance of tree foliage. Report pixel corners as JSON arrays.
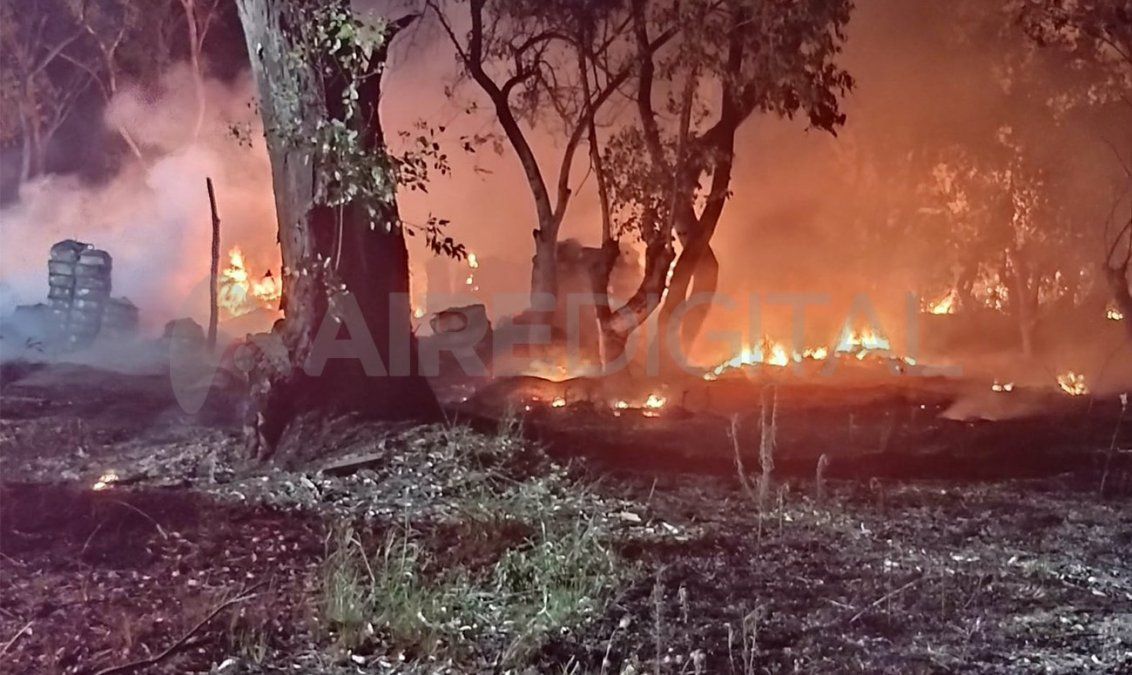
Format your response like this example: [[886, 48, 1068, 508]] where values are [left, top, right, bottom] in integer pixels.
[[606, 0, 854, 359], [427, 0, 854, 360], [0, 0, 229, 180]]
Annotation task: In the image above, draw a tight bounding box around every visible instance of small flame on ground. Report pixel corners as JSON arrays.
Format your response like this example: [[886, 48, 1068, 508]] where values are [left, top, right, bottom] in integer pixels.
[[835, 327, 891, 354], [991, 380, 1015, 393], [551, 397, 566, 408], [800, 347, 829, 361], [1107, 302, 1125, 321], [92, 471, 119, 491], [641, 393, 667, 417], [766, 343, 791, 368], [705, 339, 830, 379], [927, 290, 958, 315], [1056, 372, 1088, 396]]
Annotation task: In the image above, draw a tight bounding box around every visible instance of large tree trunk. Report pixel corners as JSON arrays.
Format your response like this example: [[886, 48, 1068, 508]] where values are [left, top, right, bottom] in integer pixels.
[[679, 245, 719, 350], [236, 0, 440, 462], [1005, 255, 1040, 359], [18, 100, 45, 184], [531, 232, 558, 315], [590, 234, 675, 370]]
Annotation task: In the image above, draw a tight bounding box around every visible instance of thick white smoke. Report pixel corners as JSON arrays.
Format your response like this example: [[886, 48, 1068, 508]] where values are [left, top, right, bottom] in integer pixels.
[[0, 65, 279, 330]]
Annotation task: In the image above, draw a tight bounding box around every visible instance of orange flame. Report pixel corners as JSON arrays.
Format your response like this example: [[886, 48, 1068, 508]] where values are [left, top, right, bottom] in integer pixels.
[[705, 338, 831, 379], [835, 326, 891, 354], [927, 290, 957, 315], [1056, 372, 1088, 396], [219, 247, 282, 318]]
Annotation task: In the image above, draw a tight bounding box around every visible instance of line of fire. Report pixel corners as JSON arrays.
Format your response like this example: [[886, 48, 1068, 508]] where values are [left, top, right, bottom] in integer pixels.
[[0, 1, 1129, 672]]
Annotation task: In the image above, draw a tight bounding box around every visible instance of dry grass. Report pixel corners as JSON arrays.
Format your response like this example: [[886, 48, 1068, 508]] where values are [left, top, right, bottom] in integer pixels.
[[315, 423, 625, 670]]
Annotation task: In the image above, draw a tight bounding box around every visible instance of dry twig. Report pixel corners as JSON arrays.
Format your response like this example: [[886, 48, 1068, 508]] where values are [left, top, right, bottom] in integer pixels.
[[848, 576, 924, 625], [92, 587, 262, 675], [1, 620, 33, 655]]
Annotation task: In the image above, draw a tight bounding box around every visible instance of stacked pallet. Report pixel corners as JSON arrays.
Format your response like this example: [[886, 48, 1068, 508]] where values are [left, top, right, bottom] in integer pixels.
[[47, 240, 113, 349]]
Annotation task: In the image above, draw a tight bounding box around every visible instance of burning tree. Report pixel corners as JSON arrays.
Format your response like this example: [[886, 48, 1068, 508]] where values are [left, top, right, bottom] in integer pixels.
[[235, 1, 441, 459]]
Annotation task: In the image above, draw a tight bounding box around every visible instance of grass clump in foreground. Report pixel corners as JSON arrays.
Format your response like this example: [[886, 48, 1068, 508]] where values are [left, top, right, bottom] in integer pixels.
[[317, 422, 624, 670]]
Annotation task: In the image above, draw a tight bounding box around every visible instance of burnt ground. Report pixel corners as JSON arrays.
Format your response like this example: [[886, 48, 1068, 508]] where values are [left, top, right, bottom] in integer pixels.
[[0, 361, 1130, 673]]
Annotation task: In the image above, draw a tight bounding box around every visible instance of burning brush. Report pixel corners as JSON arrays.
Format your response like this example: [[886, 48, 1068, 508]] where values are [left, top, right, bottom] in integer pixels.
[[705, 339, 829, 380], [91, 471, 119, 491], [1056, 371, 1089, 396], [218, 247, 283, 318]]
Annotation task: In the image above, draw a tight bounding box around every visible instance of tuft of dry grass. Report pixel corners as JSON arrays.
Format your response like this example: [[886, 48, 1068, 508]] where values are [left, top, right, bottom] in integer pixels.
[[816, 453, 831, 505], [315, 423, 625, 670]]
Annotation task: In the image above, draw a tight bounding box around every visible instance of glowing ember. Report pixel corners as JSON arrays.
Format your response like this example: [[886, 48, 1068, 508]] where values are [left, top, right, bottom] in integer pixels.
[[219, 247, 282, 317], [464, 252, 480, 291], [92, 471, 119, 491], [614, 400, 629, 410], [1107, 302, 1125, 321], [927, 290, 958, 315], [644, 394, 666, 409], [1056, 372, 1088, 396], [991, 381, 1015, 393], [551, 397, 566, 408]]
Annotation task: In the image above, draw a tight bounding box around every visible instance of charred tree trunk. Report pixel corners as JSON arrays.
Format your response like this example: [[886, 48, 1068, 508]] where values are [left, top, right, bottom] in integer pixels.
[[236, 0, 440, 462], [206, 177, 220, 351], [651, 2, 745, 367], [590, 233, 675, 370], [679, 245, 719, 350], [531, 232, 559, 316], [666, 202, 720, 358], [1005, 253, 1040, 359]]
